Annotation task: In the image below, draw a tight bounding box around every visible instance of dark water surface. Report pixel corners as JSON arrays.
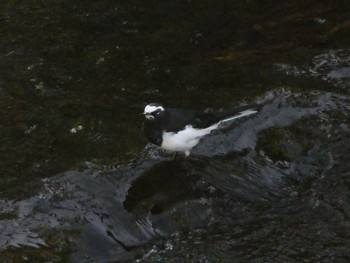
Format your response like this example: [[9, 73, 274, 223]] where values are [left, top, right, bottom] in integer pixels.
[[1, 1, 350, 262]]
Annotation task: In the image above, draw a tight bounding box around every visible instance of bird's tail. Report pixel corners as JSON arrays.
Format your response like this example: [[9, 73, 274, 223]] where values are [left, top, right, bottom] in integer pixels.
[[219, 105, 258, 124]]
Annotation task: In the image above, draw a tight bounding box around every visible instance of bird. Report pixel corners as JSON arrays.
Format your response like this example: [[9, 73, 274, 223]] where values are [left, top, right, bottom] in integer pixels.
[[141, 103, 258, 156]]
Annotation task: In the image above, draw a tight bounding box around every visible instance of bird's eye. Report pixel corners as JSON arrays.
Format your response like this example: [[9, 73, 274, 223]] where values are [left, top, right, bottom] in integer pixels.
[[154, 109, 162, 115]]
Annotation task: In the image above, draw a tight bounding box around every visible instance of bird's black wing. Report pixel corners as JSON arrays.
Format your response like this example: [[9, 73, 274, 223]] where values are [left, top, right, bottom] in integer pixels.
[[164, 108, 197, 132], [165, 104, 258, 131], [165, 108, 227, 130], [191, 104, 259, 128]]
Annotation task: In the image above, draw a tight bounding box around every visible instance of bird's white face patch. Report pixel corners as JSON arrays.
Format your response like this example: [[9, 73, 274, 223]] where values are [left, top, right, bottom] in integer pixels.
[[145, 114, 155, 120], [144, 104, 165, 115]]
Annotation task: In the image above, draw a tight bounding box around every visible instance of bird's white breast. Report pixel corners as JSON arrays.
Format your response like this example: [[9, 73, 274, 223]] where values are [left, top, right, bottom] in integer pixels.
[[161, 124, 218, 155]]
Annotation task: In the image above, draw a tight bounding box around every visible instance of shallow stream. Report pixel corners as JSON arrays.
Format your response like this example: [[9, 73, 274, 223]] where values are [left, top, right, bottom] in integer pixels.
[[1, 1, 350, 262]]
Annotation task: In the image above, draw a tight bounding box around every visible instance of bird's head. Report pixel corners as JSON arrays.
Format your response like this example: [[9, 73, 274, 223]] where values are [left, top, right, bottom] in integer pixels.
[[142, 103, 166, 121]]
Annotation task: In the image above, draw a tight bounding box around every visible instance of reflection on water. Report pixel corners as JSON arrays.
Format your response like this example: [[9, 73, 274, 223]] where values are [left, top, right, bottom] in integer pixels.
[[124, 160, 202, 215], [277, 49, 350, 89]]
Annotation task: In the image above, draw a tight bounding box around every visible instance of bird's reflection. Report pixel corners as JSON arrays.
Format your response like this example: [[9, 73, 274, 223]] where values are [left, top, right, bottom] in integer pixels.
[[123, 159, 202, 215]]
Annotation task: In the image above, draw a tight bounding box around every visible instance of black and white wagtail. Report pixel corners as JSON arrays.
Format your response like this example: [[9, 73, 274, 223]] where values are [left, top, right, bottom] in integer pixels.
[[142, 103, 258, 156]]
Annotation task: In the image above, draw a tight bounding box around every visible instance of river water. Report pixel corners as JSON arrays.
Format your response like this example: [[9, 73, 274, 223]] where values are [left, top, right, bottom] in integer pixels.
[[1, 1, 350, 262]]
